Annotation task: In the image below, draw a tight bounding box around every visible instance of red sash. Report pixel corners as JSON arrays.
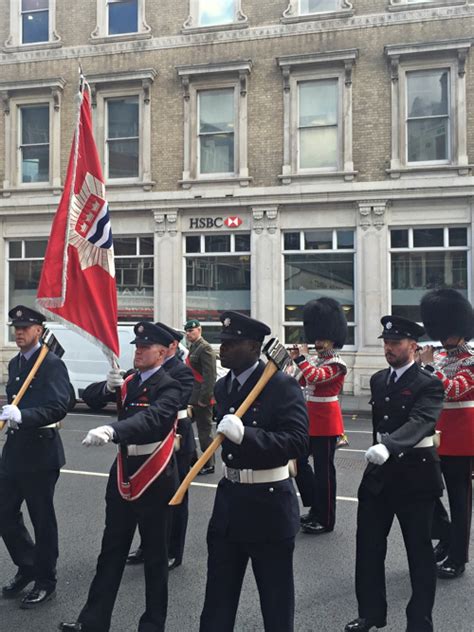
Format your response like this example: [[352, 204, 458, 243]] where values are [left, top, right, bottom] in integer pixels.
[[185, 355, 215, 405], [117, 373, 176, 501]]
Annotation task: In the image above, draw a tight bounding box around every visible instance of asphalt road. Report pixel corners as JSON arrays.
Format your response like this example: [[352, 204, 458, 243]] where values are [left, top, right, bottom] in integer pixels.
[[0, 410, 472, 632]]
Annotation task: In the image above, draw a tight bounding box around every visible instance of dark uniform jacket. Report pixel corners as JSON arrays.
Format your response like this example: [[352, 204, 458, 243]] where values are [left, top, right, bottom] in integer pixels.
[[163, 355, 195, 455], [2, 347, 71, 474], [187, 337, 216, 406], [360, 363, 445, 499], [208, 360, 309, 542], [82, 368, 182, 501]]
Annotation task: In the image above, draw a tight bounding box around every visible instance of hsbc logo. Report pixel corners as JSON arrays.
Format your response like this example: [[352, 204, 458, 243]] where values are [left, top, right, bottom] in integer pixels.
[[189, 216, 243, 230]]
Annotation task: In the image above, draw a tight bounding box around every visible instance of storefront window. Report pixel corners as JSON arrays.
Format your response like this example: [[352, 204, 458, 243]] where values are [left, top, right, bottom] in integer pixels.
[[114, 236, 153, 321]]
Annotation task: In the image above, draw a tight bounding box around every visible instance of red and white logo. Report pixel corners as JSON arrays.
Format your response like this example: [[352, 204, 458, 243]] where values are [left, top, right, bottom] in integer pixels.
[[224, 216, 242, 228]]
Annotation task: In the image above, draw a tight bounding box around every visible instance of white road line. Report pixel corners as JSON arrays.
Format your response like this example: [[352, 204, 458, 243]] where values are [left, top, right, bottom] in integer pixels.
[[338, 448, 366, 453], [345, 430, 372, 434], [60, 468, 359, 502]]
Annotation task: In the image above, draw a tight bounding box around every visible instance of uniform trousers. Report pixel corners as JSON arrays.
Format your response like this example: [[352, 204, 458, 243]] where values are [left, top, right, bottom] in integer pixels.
[[168, 450, 192, 564], [295, 436, 337, 529], [200, 533, 295, 632], [193, 405, 215, 467], [77, 463, 171, 632], [355, 492, 436, 632], [0, 464, 59, 589], [432, 456, 473, 565]]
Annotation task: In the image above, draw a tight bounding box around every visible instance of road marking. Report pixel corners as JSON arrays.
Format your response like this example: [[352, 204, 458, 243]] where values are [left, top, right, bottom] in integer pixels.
[[60, 468, 359, 502], [338, 448, 366, 453], [69, 413, 112, 418], [345, 430, 372, 434]]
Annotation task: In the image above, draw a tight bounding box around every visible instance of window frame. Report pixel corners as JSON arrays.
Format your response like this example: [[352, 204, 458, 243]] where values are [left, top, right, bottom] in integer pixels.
[[90, 0, 151, 43], [18, 102, 51, 185], [114, 235, 154, 323], [104, 94, 140, 182], [282, 0, 353, 22], [20, 0, 49, 45], [183, 0, 248, 33], [5, 0, 60, 51]]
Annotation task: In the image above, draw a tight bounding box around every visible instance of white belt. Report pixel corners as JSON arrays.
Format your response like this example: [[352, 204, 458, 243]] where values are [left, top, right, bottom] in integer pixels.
[[377, 432, 434, 449], [127, 441, 161, 456], [306, 396, 339, 403], [177, 409, 188, 419], [223, 463, 289, 484], [443, 401, 474, 409]]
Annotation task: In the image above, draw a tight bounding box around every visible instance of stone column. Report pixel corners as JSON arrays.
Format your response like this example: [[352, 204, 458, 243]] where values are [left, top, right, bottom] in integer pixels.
[[153, 209, 182, 328]]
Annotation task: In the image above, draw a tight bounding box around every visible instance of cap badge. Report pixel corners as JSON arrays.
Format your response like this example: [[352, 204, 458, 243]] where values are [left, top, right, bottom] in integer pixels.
[[223, 317, 231, 327], [386, 321, 392, 330], [16, 310, 23, 317], [138, 325, 144, 333]]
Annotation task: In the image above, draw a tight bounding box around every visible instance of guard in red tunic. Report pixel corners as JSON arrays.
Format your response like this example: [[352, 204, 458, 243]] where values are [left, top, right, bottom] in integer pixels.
[[420, 289, 474, 580], [291, 297, 348, 534]]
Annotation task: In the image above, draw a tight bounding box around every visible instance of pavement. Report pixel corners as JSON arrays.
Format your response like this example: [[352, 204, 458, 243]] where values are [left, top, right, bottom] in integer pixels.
[[0, 409, 472, 632]]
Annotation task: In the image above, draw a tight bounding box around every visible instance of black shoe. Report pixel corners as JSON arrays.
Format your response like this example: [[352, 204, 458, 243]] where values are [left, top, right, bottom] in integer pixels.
[[2, 572, 34, 598], [437, 559, 465, 579], [300, 511, 315, 526], [301, 520, 333, 535], [345, 617, 387, 631], [20, 585, 56, 609], [126, 547, 144, 565], [58, 623, 83, 631], [433, 540, 449, 563], [168, 558, 182, 570], [198, 465, 215, 476]]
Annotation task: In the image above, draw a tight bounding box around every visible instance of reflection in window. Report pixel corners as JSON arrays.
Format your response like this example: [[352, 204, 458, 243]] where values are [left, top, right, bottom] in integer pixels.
[[7, 240, 47, 322], [114, 237, 154, 321], [108, 0, 138, 35], [407, 69, 450, 163], [299, 79, 338, 169], [300, 0, 338, 13], [106, 96, 139, 178], [20, 104, 49, 183], [198, 0, 234, 26], [198, 89, 235, 174], [22, 0, 49, 44]]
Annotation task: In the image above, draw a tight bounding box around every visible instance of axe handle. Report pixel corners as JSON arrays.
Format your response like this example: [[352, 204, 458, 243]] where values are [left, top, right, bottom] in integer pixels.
[[0, 345, 50, 431], [169, 360, 279, 506]]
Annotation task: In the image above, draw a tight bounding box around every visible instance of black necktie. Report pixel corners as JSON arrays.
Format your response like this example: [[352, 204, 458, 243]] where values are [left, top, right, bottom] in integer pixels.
[[388, 371, 397, 386], [19, 355, 27, 371], [229, 378, 240, 397]]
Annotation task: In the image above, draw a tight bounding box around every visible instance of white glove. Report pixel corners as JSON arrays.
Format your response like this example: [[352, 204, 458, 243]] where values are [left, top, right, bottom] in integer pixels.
[[365, 444, 390, 465], [82, 425, 115, 447], [217, 414, 244, 445], [0, 404, 22, 430], [106, 368, 125, 393]]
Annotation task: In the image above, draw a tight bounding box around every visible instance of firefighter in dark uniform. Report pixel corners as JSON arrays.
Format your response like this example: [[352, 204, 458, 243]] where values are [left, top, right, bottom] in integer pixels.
[[59, 322, 181, 632], [126, 321, 195, 570], [0, 305, 71, 608], [345, 316, 444, 632], [199, 311, 309, 632]]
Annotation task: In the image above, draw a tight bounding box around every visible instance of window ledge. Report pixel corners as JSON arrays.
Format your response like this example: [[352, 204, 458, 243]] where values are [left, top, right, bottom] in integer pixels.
[[182, 21, 249, 35], [388, 0, 466, 11], [180, 176, 252, 190], [106, 180, 155, 191], [279, 171, 357, 184], [387, 164, 472, 179], [3, 38, 62, 53], [2, 185, 62, 198], [89, 31, 152, 45], [281, 8, 353, 23]]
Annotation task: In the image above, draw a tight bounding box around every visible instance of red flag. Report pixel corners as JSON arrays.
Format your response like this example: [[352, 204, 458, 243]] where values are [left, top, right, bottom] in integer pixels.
[[37, 81, 120, 361]]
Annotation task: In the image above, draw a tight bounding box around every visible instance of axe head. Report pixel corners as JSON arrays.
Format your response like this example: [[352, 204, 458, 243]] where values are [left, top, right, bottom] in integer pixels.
[[42, 329, 65, 359], [262, 337, 292, 372]]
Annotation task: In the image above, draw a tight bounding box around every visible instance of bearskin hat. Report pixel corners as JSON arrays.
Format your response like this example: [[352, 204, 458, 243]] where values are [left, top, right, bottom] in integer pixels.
[[420, 289, 474, 341], [303, 297, 348, 348]]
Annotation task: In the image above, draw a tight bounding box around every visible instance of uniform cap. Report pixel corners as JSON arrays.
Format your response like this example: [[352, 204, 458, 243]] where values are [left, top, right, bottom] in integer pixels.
[[184, 319, 200, 330], [303, 298, 348, 348], [379, 315, 425, 341], [8, 305, 45, 327], [220, 311, 270, 343], [155, 322, 183, 342], [130, 321, 174, 346], [421, 289, 474, 341]]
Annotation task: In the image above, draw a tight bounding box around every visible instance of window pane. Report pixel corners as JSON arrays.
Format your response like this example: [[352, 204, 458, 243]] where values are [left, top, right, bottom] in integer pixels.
[[139, 237, 153, 255], [108, 139, 139, 178], [198, 0, 234, 26], [205, 235, 231, 252], [24, 240, 47, 258], [407, 70, 449, 118], [22, 10, 48, 44], [284, 232, 300, 251], [108, 0, 138, 34], [413, 228, 444, 248], [391, 251, 468, 322], [284, 253, 354, 321], [449, 227, 467, 247], [300, 127, 337, 169], [235, 234, 250, 252], [9, 260, 43, 308], [108, 97, 139, 139], [200, 134, 234, 174], [199, 90, 234, 134], [300, 0, 338, 13], [391, 229, 409, 248], [304, 230, 333, 250], [21, 145, 49, 182], [337, 230, 354, 249], [115, 257, 154, 321], [299, 80, 338, 127], [21, 105, 49, 144], [22, 0, 48, 9], [407, 118, 448, 162], [114, 238, 137, 256], [186, 255, 251, 323], [9, 242, 22, 259], [186, 236, 201, 253]]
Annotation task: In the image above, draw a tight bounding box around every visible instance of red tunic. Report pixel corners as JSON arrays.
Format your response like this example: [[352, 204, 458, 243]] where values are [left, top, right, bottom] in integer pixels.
[[432, 344, 474, 456], [295, 351, 347, 437]]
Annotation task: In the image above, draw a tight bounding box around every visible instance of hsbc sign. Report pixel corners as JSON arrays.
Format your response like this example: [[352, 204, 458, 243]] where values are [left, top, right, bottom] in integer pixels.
[[188, 215, 243, 230]]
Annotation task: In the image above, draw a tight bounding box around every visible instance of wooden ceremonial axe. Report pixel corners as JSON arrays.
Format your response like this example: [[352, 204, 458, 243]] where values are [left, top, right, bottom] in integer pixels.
[[0, 329, 64, 431], [169, 337, 292, 506]]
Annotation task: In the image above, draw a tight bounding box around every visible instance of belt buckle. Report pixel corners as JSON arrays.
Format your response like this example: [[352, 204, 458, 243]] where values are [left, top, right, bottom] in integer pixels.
[[226, 467, 241, 483]]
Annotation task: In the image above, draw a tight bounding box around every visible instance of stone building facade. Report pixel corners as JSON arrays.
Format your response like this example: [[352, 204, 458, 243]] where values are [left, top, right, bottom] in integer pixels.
[[0, 0, 473, 394]]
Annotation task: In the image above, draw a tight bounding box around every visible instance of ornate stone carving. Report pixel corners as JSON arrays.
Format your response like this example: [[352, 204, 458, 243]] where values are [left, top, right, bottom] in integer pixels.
[[0, 92, 10, 116], [265, 207, 279, 234], [357, 201, 389, 231], [252, 209, 265, 234], [154, 210, 179, 236], [357, 202, 372, 231]]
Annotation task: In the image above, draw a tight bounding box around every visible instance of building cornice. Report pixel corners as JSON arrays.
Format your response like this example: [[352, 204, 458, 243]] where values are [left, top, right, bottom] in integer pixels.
[[0, 5, 473, 66]]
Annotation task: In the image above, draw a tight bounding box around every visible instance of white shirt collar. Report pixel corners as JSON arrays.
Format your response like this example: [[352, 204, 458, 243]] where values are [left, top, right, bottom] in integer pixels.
[[139, 365, 161, 383], [230, 361, 259, 389], [390, 360, 415, 381], [21, 341, 41, 362]]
